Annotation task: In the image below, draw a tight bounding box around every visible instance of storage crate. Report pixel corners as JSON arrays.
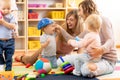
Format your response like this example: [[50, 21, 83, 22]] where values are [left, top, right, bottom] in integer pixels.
[[0, 71, 14, 80], [28, 13, 38, 19], [28, 41, 41, 50], [28, 27, 41, 36]]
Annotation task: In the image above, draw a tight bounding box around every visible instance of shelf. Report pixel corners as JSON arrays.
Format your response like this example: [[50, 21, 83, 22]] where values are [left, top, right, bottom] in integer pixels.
[[28, 8, 66, 10], [28, 36, 40, 38], [28, 19, 65, 21], [15, 49, 25, 52], [67, 7, 78, 10], [18, 36, 25, 38], [16, 2, 25, 4], [18, 20, 26, 22]]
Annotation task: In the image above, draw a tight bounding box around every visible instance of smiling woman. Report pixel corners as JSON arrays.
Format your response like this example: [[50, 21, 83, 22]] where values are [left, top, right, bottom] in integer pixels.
[[56, 9, 84, 57]]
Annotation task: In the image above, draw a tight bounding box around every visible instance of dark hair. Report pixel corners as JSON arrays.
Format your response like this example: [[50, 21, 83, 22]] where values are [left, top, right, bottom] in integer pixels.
[[79, 0, 99, 17]]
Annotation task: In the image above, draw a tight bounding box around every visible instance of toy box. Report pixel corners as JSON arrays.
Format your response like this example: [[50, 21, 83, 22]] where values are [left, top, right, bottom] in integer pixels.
[[28, 13, 38, 19], [28, 27, 41, 36], [0, 71, 14, 80], [28, 41, 41, 50]]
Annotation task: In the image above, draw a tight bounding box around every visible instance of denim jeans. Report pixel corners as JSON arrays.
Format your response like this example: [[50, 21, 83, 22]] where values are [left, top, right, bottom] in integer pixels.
[[0, 39, 15, 71], [42, 55, 58, 68]]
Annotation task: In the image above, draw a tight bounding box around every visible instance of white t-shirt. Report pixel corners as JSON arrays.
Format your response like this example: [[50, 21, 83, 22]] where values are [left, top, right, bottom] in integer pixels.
[[11, 0, 18, 10]]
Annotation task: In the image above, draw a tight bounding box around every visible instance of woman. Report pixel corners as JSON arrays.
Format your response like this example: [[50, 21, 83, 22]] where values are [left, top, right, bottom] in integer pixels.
[[57, 0, 117, 77], [14, 10, 83, 65], [56, 10, 83, 57]]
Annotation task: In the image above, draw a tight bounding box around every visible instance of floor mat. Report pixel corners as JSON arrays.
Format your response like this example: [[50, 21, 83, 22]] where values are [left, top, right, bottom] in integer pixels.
[[36, 74, 98, 80]]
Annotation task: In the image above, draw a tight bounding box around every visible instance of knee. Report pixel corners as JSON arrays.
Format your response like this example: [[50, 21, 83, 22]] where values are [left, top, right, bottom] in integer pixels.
[[88, 62, 97, 71], [81, 63, 97, 77]]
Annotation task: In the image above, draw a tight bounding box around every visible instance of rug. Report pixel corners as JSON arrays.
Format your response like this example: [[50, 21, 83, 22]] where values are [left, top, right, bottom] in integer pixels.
[[36, 74, 98, 80]]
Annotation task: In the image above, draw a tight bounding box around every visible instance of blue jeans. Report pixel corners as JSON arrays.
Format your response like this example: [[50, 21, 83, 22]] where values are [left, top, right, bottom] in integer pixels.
[[0, 39, 15, 71]]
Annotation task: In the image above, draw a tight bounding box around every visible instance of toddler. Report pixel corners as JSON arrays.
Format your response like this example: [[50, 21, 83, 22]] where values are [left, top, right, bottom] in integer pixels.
[[0, 0, 17, 71], [38, 18, 58, 68]]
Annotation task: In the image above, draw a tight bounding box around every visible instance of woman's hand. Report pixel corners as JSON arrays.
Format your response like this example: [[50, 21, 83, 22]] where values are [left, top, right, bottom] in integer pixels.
[[89, 46, 104, 57]]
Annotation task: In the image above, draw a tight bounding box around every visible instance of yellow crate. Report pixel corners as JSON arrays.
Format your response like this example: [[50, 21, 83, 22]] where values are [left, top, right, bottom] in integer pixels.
[[51, 11, 65, 19], [28, 41, 41, 50], [0, 71, 14, 80], [28, 27, 41, 36]]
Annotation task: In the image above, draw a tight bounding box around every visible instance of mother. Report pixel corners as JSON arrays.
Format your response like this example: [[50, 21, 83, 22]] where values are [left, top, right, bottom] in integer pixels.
[[57, 0, 117, 77]]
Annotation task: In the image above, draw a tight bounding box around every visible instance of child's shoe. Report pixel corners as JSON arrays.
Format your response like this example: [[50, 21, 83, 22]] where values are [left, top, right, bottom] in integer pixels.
[[0, 65, 4, 71]]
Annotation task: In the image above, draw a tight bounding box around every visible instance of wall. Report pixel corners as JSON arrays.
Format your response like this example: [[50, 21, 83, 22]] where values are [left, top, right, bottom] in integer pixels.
[[94, 0, 120, 45]]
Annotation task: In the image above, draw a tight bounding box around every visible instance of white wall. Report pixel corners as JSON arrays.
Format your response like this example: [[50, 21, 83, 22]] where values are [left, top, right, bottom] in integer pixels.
[[94, 0, 120, 45]]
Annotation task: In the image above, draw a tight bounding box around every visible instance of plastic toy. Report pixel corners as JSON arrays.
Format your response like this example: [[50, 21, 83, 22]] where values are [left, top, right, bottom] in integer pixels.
[[16, 73, 28, 80], [0, 71, 14, 80], [0, 11, 3, 19], [25, 73, 36, 80], [59, 56, 74, 74], [34, 58, 51, 77], [75, 36, 80, 41]]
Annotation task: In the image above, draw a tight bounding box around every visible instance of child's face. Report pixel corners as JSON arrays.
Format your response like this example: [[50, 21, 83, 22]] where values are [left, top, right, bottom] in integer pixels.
[[44, 23, 56, 35], [0, 1, 11, 15]]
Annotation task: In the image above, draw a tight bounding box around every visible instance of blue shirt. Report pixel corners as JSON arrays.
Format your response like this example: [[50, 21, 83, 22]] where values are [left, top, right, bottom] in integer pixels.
[[0, 13, 16, 39]]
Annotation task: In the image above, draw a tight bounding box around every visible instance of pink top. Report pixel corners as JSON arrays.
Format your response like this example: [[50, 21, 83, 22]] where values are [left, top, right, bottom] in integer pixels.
[[70, 32, 101, 55]]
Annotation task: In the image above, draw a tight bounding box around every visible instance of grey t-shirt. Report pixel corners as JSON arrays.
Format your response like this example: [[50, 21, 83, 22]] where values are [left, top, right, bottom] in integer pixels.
[[40, 33, 56, 56]]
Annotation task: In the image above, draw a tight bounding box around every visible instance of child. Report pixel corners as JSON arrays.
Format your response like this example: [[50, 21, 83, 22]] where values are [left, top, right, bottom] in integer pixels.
[[37, 18, 58, 68], [68, 14, 102, 76], [0, 0, 17, 71]]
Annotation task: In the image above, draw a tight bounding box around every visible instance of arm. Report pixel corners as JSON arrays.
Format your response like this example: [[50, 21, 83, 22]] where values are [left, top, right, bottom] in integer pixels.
[[68, 33, 94, 48], [100, 17, 115, 53], [41, 38, 50, 48], [1, 19, 15, 30]]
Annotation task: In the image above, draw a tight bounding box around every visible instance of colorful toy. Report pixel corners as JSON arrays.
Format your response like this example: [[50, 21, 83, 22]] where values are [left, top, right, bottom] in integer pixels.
[[0, 71, 14, 80], [34, 58, 51, 77], [59, 56, 74, 74], [16, 73, 28, 80], [25, 73, 36, 80], [75, 36, 80, 41]]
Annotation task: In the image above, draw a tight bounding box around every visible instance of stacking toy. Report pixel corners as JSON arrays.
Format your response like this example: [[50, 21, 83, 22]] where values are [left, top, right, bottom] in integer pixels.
[[59, 56, 74, 74]]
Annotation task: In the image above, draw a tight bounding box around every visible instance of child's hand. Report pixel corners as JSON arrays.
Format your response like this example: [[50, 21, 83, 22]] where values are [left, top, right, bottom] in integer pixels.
[[68, 39, 76, 45], [46, 38, 50, 44], [0, 18, 3, 24], [12, 30, 19, 39], [55, 24, 62, 30], [9, 24, 16, 30]]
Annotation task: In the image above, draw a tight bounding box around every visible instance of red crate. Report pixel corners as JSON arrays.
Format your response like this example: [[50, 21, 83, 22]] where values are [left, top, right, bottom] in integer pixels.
[[28, 13, 38, 19]]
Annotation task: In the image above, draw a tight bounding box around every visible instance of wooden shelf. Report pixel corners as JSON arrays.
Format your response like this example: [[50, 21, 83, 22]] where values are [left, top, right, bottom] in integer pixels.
[[15, 0, 82, 54], [28, 19, 65, 21], [28, 8, 66, 10], [16, 2, 25, 4]]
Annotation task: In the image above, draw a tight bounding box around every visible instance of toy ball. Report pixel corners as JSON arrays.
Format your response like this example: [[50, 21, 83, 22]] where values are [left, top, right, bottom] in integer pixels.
[[34, 58, 51, 73]]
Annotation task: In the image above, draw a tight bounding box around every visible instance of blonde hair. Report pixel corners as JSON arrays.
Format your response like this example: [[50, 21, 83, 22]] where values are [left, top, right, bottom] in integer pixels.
[[0, 0, 11, 8], [85, 14, 102, 32], [79, 0, 99, 18]]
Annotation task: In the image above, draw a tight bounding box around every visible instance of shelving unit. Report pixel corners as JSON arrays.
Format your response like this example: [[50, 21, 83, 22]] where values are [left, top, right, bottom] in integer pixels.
[[15, 0, 27, 55], [15, 0, 83, 55]]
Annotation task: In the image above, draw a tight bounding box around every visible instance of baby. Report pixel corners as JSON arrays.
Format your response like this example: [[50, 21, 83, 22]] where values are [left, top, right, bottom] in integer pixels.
[[68, 14, 102, 76]]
